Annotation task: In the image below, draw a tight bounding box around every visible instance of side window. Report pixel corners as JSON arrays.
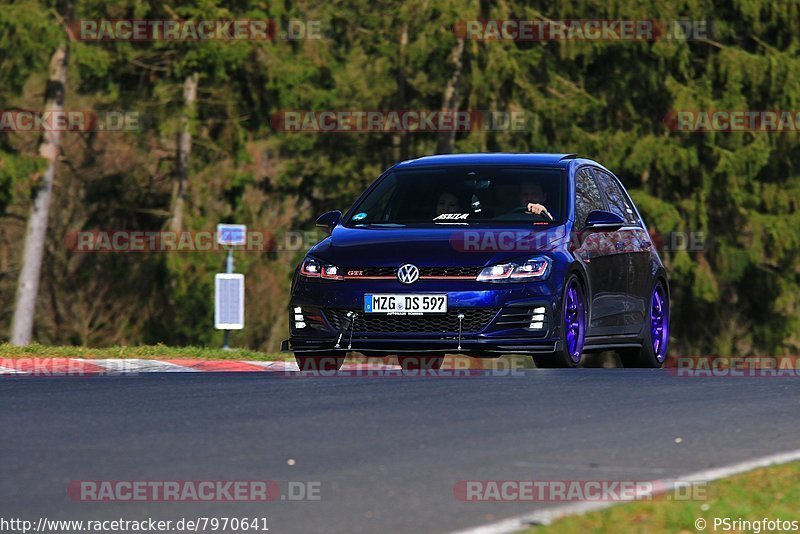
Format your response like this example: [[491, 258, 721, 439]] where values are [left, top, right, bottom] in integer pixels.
[[594, 170, 639, 226], [574, 168, 604, 228]]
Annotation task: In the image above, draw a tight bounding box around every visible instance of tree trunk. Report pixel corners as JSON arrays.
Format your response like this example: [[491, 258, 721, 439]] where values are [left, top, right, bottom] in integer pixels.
[[394, 22, 409, 161], [10, 44, 68, 346], [170, 72, 198, 233], [435, 39, 466, 155]]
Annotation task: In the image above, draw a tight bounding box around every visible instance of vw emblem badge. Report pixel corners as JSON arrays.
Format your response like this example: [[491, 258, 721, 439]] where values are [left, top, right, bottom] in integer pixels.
[[397, 264, 420, 284]]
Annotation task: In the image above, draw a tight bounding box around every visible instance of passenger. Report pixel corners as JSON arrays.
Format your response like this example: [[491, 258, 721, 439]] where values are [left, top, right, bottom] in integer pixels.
[[435, 191, 461, 216]]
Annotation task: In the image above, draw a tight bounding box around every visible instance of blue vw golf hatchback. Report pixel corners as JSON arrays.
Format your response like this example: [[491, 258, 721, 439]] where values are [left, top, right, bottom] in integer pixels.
[[283, 153, 669, 370]]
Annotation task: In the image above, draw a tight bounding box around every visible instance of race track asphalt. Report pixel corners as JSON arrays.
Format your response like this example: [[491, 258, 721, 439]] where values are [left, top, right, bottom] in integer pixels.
[[1, 369, 798, 533]]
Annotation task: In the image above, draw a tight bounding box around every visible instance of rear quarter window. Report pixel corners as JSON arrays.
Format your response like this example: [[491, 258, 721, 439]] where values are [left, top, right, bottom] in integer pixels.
[[574, 168, 604, 228], [593, 169, 641, 226]]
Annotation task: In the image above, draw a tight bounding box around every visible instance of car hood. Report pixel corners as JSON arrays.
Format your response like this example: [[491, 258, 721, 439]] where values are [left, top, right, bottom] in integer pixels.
[[308, 225, 569, 268]]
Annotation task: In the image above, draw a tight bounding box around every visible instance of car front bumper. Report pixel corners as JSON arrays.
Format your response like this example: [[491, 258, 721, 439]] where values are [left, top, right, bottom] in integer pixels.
[[281, 338, 560, 357], [285, 277, 565, 356], [282, 336, 561, 356]]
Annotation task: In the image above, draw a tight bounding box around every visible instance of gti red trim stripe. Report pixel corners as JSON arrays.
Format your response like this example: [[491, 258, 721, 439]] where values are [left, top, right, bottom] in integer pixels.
[[419, 276, 476, 279], [343, 276, 395, 280], [343, 276, 476, 280]]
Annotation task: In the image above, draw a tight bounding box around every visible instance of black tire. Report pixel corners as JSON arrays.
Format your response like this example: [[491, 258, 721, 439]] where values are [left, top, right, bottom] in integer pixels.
[[396, 355, 444, 370], [619, 280, 669, 368], [294, 351, 347, 372], [533, 274, 587, 369]]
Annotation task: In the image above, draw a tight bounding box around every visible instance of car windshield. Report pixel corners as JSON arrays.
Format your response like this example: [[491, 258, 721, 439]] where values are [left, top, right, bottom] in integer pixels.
[[345, 166, 565, 226]]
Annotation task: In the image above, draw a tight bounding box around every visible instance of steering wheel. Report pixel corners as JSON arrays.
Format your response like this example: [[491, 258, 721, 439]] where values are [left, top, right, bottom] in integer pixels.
[[509, 206, 554, 221]]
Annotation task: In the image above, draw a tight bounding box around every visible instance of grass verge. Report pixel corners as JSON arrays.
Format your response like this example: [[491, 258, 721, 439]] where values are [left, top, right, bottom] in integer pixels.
[[526, 461, 800, 533]]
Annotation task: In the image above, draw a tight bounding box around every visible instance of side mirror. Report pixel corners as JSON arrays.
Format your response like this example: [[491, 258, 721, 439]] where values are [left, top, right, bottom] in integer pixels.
[[584, 210, 624, 231], [315, 210, 342, 231]]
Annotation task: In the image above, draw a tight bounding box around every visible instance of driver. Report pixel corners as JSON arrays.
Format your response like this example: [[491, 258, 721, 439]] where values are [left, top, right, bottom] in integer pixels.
[[519, 182, 553, 220]]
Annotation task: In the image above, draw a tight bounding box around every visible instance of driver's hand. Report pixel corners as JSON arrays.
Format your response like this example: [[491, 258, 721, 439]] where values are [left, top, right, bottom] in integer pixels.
[[527, 203, 553, 220]]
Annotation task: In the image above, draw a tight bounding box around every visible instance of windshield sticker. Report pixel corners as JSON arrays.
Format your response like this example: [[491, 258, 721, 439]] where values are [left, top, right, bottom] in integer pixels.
[[434, 213, 469, 221], [352, 212, 367, 221]]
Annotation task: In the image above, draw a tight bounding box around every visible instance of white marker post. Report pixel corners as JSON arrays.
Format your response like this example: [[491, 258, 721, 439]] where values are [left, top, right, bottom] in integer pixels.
[[215, 224, 247, 349]]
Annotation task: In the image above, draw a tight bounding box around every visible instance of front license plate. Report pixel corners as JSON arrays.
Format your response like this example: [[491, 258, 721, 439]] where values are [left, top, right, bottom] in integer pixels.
[[364, 294, 448, 314]]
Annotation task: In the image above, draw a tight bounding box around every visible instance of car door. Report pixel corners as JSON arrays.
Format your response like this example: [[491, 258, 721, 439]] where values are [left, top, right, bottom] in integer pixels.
[[572, 167, 628, 337], [592, 169, 649, 334]]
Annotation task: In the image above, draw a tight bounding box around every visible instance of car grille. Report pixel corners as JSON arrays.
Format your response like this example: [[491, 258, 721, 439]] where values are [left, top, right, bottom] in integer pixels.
[[323, 308, 499, 333], [421, 266, 482, 277], [346, 266, 481, 278]]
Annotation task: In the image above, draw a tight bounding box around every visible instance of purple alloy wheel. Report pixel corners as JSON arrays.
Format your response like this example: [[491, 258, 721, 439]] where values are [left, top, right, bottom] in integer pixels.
[[564, 278, 586, 363], [650, 285, 668, 362]]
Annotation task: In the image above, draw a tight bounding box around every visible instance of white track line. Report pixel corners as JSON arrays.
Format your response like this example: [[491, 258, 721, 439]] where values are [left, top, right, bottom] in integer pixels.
[[0, 365, 25, 374], [453, 448, 800, 534]]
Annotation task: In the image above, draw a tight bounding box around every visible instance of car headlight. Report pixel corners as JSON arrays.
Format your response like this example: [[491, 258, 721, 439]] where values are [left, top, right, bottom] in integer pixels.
[[477, 257, 551, 282], [299, 257, 343, 280]]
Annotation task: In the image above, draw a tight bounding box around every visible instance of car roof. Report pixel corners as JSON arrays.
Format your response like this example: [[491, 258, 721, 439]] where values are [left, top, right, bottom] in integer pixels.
[[391, 154, 620, 182], [394, 153, 581, 169]]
